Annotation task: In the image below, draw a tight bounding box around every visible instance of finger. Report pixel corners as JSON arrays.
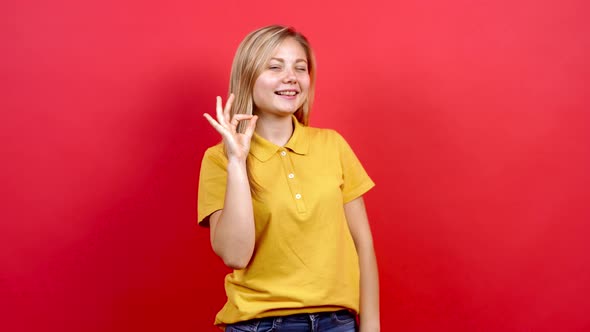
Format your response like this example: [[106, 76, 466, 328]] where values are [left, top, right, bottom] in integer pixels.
[[229, 114, 254, 131], [203, 113, 228, 135], [216, 96, 228, 127], [244, 115, 258, 137], [231, 114, 254, 122], [223, 93, 235, 125]]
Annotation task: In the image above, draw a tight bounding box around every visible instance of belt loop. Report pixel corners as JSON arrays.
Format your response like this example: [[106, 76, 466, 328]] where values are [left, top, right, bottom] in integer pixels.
[[309, 313, 320, 332], [273, 316, 283, 329]]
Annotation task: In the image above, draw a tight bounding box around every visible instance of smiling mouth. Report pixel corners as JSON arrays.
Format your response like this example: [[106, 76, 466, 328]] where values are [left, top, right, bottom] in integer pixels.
[[275, 90, 298, 96]]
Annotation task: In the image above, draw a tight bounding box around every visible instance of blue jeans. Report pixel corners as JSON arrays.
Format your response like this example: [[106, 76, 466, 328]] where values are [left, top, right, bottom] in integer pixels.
[[225, 310, 357, 332]]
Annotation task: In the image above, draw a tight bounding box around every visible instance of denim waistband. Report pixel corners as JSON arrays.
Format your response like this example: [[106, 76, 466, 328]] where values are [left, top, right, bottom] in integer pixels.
[[225, 310, 357, 332]]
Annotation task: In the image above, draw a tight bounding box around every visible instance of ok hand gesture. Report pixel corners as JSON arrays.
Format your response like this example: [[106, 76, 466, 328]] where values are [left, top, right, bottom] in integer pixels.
[[203, 94, 258, 162]]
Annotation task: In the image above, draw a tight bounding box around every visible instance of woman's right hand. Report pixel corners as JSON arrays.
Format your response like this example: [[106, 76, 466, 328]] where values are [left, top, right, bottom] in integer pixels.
[[203, 94, 258, 162]]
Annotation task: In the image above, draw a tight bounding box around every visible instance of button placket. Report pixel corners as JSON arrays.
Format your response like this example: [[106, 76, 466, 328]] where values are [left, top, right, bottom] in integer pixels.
[[278, 149, 306, 213]]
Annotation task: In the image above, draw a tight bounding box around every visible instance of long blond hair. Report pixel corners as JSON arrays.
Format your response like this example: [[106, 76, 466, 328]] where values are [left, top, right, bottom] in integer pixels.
[[229, 25, 316, 133]]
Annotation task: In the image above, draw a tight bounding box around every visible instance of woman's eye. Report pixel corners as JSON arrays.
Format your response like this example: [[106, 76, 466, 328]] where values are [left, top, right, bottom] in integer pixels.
[[296, 67, 307, 72], [269, 66, 281, 70]]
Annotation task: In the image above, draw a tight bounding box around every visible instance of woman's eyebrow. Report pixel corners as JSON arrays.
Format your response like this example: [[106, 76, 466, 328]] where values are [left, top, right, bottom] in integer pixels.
[[269, 57, 308, 63]]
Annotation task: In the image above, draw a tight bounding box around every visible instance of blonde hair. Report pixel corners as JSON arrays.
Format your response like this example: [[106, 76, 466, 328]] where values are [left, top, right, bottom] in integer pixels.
[[229, 25, 316, 133]]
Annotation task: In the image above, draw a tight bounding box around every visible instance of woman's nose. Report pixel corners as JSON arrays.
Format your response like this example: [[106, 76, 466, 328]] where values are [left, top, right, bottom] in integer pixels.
[[282, 67, 297, 83]]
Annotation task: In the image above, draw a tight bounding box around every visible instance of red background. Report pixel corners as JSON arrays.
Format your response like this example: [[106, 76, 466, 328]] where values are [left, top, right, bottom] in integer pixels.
[[2, 0, 589, 331]]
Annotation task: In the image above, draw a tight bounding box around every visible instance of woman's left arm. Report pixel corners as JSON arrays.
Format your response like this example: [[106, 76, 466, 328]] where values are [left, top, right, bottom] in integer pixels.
[[344, 196, 380, 332]]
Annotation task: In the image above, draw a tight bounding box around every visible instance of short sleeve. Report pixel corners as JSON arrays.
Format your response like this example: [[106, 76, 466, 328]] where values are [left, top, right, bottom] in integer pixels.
[[335, 132, 375, 203], [197, 145, 228, 225]]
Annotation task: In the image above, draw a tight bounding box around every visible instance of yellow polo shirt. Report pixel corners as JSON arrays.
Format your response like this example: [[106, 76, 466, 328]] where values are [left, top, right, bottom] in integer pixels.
[[197, 117, 374, 326]]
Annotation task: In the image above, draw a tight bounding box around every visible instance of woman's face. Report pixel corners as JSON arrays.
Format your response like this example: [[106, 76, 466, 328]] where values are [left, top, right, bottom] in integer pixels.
[[252, 37, 310, 118]]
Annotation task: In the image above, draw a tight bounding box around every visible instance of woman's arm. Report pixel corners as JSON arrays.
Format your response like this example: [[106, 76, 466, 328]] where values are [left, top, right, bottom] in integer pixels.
[[203, 95, 258, 269], [344, 196, 380, 332], [207, 158, 254, 269]]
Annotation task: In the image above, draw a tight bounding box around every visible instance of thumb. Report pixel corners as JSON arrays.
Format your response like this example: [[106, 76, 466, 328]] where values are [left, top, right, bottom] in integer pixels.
[[244, 115, 258, 138]]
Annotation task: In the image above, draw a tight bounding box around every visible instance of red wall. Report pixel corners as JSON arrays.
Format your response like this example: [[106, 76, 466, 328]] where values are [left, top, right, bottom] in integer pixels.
[[2, 1, 589, 331]]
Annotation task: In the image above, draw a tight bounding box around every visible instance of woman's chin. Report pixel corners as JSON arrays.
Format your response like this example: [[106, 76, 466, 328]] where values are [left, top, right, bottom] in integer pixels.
[[255, 104, 301, 117], [271, 106, 299, 116]]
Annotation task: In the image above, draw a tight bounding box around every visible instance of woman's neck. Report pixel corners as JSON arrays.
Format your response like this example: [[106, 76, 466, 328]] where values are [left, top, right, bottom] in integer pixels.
[[254, 114, 294, 147]]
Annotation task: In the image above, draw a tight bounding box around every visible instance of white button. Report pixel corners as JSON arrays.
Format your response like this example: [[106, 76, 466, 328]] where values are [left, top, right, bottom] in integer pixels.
[[280, 151, 287, 156], [295, 193, 302, 199], [288, 173, 295, 179]]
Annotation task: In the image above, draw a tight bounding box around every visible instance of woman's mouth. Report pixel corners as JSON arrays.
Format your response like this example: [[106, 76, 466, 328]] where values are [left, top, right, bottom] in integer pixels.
[[275, 90, 298, 96]]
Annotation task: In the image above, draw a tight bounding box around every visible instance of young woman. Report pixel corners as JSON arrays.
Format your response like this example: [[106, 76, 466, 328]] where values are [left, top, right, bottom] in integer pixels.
[[198, 25, 380, 332]]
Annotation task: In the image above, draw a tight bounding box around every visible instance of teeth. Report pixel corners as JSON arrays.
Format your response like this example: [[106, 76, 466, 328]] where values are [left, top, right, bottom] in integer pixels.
[[276, 91, 296, 96]]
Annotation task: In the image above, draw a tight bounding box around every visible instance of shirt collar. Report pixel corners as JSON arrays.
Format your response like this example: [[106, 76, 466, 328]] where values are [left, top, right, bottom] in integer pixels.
[[250, 116, 309, 162]]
